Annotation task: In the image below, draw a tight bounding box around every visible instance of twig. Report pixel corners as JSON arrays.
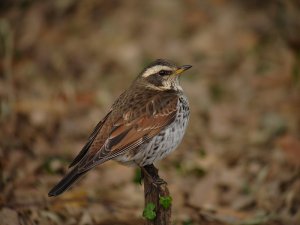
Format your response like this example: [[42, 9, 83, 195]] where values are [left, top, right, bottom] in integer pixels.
[[142, 164, 171, 225]]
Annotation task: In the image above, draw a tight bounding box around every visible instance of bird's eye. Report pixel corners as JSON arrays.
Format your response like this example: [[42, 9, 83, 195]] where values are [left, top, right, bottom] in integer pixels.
[[159, 70, 171, 76]]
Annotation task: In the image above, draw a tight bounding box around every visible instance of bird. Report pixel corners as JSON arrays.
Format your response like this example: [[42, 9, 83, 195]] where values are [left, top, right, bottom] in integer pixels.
[[48, 59, 192, 197]]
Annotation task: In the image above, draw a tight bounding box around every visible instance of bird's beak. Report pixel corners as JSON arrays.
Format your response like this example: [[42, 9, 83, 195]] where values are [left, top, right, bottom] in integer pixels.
[[175, 65, 192, 75]]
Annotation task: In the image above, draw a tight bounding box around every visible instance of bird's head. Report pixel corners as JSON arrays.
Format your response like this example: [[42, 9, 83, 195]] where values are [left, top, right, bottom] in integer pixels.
[[136, 59, 192, 91]]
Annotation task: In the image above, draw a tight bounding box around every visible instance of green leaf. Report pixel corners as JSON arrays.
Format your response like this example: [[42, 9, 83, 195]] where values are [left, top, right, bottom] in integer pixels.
[[183, 219, 193, 225], [159, 196, 172, 209], [198, 148, 206, 158], [143, 203, 156, 220], [133, 168, 142, 185], [292, 62, 300, 85], [173, 160, 183, 173], [42, 156, 68, 174], [209, 83, 223, 102], [190, 167, 206, 178]]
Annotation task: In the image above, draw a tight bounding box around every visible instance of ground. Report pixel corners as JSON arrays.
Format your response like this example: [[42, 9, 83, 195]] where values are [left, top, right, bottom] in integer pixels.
[[0, 0, 300, 225]]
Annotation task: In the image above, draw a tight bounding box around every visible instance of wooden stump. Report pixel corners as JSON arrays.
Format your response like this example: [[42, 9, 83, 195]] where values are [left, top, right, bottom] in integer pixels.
[[142, 164, 171, 225]]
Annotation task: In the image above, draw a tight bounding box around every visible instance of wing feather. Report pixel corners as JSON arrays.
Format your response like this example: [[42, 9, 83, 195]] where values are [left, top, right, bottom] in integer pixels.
[[69, 111, 112, 168], [76, 92, 179, 172]]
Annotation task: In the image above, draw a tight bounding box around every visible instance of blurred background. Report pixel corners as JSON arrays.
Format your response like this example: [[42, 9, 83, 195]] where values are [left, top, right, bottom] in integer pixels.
[[1, 0, 300, 224]]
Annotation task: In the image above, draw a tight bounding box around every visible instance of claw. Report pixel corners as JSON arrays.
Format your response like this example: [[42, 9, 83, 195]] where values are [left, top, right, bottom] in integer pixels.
[[153, 178, 167, 186], [141, 164, 167, 194]]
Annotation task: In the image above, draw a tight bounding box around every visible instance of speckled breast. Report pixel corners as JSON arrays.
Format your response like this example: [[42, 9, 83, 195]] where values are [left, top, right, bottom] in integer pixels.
[[115, 95, 189, 166]]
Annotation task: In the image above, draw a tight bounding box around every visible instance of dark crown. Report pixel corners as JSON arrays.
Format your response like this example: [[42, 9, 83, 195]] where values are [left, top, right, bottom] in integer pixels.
[[145, 59, 176, 69]]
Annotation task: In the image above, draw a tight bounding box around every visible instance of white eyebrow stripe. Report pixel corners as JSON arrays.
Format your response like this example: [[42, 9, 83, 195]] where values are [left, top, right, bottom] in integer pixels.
[[142, 65, 172, 77]]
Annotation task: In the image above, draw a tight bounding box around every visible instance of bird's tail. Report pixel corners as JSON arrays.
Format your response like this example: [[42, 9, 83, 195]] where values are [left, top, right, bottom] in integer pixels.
[[48, 167, 86, 197]]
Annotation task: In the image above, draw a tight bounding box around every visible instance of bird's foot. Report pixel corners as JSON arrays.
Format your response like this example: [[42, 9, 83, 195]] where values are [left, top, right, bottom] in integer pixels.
[[140, 164, 167, 196]]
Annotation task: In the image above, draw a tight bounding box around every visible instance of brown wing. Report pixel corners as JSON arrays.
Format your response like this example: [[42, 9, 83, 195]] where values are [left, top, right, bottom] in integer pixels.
[[76, 91, 179, 172], [68, 111, 112, 168]]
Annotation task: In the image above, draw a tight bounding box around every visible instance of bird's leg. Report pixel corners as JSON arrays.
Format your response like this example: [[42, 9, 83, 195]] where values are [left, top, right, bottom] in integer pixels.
[[141, 164, 167, 187]]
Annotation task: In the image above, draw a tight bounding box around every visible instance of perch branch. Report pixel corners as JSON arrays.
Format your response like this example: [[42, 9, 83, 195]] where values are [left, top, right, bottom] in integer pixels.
[[142, 164, 171, 225]]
